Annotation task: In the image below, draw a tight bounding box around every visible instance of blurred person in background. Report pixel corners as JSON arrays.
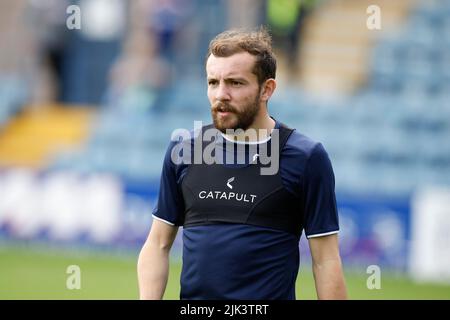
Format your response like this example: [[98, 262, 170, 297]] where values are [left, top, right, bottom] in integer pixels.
[[265, 0, 316, 76], [104, 0, 196, 112], [138, 27, 347, 300], [106, 31, 173, 113], [0, 0, 69, 106], [25, 0, 70, 103], [146, 0, 193, 64]]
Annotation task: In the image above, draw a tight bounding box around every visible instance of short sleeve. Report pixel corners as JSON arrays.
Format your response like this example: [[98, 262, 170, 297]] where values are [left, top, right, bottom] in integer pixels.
[[152, 140, 186, 226], [302, 143, 339, 238]]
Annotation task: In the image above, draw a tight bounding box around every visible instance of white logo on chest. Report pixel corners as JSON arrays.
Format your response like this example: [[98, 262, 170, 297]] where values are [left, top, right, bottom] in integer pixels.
[[226, 177, 235, 189], [198, 177, 257, 203]]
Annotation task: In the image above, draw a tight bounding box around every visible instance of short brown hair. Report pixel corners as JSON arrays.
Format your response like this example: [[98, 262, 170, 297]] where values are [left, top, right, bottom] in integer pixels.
[[206, 27, 277, 85]]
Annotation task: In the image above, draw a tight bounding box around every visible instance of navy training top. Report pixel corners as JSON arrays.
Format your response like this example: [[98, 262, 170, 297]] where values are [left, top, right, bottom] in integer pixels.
[[152, 118, 340, 299]]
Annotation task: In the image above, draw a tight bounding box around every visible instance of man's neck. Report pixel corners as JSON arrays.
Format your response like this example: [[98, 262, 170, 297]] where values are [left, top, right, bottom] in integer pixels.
[[223, 115, 276, 143]]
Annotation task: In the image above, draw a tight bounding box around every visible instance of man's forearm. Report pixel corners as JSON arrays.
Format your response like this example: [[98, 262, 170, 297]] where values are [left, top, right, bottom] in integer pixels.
[[137, 241, 170, 300], [312, 258, 348, 300]]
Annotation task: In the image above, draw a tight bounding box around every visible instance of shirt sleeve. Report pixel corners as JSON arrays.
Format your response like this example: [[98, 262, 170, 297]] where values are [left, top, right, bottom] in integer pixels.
[[302, 143, 340, 239], [152, 140, 186, 226]]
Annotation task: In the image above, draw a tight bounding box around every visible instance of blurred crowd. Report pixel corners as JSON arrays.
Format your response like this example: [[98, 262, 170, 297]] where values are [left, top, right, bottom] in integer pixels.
[[0, 0, 317, 108]]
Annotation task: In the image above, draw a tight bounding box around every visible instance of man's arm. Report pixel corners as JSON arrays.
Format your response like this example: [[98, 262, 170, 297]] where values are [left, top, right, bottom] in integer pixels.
[[308, 233, 348, 300], [137, 219, 178, 300]]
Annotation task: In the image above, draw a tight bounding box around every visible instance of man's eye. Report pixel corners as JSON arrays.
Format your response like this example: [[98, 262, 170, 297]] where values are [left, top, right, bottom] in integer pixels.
[[208, 81, 217, 86], [232, 81, 242, 86]]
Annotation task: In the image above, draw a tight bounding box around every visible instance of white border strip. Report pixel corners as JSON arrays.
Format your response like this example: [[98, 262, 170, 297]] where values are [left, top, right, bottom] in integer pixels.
[[220, 132, 272, 145], [152, 214, 175, 226], [306, 230, 339, 239]]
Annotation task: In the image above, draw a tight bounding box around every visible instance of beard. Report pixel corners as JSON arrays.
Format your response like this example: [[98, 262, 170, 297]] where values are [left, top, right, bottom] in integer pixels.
[[211, 93, 261, 133]]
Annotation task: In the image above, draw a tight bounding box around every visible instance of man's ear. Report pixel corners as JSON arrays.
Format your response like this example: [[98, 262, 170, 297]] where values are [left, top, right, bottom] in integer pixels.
[[260, 79, 276, 102]]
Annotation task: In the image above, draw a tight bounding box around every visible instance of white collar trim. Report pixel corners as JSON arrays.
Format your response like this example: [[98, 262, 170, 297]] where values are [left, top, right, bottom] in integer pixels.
[[220, 130, 273, 145]]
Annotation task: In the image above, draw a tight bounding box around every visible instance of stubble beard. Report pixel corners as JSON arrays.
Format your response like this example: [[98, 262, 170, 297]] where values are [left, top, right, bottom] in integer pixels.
[[211, 93, 261, 134]]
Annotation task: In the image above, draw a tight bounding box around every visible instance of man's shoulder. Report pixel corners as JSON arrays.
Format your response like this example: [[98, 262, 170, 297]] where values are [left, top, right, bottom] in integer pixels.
[[282, 126, 323, 159], [280, 127, 333, 181]]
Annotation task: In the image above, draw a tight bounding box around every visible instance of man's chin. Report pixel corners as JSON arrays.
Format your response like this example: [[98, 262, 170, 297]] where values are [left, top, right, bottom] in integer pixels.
[[212, 117, 238, 133], [214, 123, 234, 133]]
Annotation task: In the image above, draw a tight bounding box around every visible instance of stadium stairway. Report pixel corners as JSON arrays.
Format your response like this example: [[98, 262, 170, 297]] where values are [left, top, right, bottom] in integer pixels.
[[297, 0, 413, 96], [0, 105, 93, 168]]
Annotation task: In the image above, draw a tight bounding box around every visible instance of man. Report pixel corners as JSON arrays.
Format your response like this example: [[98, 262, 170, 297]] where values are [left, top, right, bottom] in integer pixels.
[[137, 28, 347, 300]]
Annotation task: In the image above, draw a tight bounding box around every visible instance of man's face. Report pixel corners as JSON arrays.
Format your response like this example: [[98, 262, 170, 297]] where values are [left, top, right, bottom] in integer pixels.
[[206, 52, 262, 133]]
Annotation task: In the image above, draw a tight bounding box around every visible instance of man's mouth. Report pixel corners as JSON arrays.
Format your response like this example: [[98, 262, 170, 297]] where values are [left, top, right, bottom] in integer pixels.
[[217, 111, 233, 120], [213, 102, 235, 114]]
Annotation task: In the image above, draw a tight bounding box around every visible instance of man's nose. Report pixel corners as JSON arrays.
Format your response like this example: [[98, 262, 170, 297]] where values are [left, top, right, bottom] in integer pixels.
[[215, 83, 231, 101]]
